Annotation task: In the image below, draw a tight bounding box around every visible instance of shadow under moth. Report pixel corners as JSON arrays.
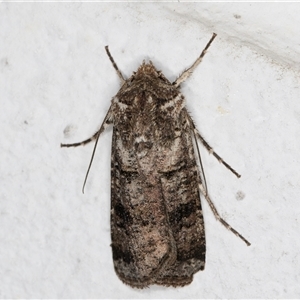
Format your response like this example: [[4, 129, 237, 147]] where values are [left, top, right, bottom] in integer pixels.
[[61, 33, 250, 288]]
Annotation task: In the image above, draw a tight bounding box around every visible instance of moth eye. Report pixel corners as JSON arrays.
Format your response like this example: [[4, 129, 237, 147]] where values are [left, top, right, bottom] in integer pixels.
[[158, 72, 166, 81]]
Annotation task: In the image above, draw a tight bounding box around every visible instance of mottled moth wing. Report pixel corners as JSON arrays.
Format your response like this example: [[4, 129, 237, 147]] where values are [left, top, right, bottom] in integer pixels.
[[61, 33, 250, 289], [110, 64, 205, 288]]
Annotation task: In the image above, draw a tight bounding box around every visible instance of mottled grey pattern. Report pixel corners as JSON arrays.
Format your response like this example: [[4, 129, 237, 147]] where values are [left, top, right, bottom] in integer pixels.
[[110, 66, 206, 287], [61, 33, 250, 289]]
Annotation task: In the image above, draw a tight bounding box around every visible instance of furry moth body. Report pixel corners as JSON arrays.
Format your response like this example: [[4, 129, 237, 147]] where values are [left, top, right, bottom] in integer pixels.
[[61, 33, 250, 288]]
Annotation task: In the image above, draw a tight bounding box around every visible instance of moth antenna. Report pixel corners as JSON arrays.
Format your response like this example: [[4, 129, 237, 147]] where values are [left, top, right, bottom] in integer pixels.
[[173, 33, 217, 87], [105, 46, 126, 84]]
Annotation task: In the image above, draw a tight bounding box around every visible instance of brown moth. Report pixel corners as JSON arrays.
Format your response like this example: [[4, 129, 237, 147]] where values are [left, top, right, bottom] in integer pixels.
[[61, 33, 250, 288]]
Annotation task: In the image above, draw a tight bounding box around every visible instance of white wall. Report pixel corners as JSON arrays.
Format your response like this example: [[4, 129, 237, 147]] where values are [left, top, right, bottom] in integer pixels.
[[1, 3, 299, 298]]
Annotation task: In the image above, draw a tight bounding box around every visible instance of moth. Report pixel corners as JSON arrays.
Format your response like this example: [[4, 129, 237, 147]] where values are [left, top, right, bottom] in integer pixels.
[[61, 33, 250, 288]]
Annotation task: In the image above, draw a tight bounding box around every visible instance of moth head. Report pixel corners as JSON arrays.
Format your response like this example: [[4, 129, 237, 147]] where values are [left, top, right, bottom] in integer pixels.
[[135, 61, 160, 77], [134, 61, 169, 83]]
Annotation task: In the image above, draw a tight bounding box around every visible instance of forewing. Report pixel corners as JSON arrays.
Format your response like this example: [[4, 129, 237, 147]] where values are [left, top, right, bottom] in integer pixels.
[[155, 109, 206, 286], [110, 127, 177, 288], [110, 73, 206, 288]]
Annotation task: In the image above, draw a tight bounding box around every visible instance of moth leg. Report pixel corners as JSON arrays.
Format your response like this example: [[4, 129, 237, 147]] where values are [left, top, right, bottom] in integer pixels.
[[61, 107, 113, 193], [173, 33, 217, 87], [187, 114, 241, 178], [105, 46, 126, 85], [60, 131, 100, 148], [60, 106, 113, 148], [198, 183, 251, 246]]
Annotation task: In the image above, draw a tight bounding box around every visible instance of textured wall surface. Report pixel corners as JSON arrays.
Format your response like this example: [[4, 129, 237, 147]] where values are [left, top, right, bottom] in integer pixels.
[[1, 2, 299, 298]]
